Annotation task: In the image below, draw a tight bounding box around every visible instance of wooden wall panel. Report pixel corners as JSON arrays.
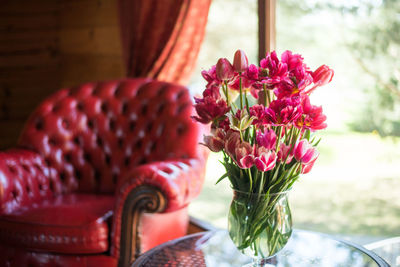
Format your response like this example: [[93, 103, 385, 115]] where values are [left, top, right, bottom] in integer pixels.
[[0, 0, 125, 149]]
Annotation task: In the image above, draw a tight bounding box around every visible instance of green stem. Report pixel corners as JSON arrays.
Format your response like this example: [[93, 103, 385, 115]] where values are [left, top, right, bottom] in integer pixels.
[[266, 90, 271, 106], [259, 172, 265, 194], [248, 168, 253, 192], [239, 75, 243, 109], [269, 224, 281, 255], [263, 84, 268, 106], [224, 81, 229, 105], [283, 128, 295, 164], [275, 127, 283, 152], [245, 94, 250, 113]]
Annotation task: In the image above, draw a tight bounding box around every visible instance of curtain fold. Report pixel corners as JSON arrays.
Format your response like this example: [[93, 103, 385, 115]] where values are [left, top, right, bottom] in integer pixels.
[[118, 0, 212, 84]]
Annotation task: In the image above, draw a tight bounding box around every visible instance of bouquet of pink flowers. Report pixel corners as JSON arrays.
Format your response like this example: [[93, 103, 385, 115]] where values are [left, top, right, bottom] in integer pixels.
[[193, 49, 334, 258], [194, 49, 333, 194]]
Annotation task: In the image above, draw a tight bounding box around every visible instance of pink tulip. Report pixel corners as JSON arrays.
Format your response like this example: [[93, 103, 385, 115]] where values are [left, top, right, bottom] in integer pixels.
[[295, 95, 327, 131], [202, 84, 221, 99], [294, 139, 319, 165], [216, 58, 235, 81], [249, 104, 267, 126], [256, 129, 276, 150], [312, 65, 334, 87], [281, 50, 304, 71], [201, 65, 220, 89], [235, 142, 254, 169], [233, 49, 249, 73], [277, 143, 293, 164], [254, 147, 277, 172], [203, 128, 225, 152], [301, 157, 317, 174], [193, 96, 230, 124], [224, 131, 241, 158], [265, 98, 302, 126], [260, 51, 288, 84]]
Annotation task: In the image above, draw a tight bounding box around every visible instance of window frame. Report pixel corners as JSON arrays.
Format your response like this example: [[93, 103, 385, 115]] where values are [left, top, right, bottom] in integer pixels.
[[258, 0, 276, 60]]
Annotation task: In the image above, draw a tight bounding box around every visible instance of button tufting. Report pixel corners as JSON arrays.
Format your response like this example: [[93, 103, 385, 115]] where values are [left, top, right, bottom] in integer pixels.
[[177, 123, 186, 135], [177, 103, 189, 114], [48, 137, 57, 146], [59, 172, 66, 182], [109, 119, 116, 131], [14, 79, 203, 201], [35, 119, 43, 130], [104, 154, 111, 166], [96, 136, 103, 147], [129, 121, 136, 131], [87, 119, 95, 130], [7, 165, 17, 174], [73, 136, 82, 146], [77, 102, 84, 111], [84, 153, 91, 163], [124, 157, 130, 166], [75, 170, 82, 181], [176, 90, 186, 100], [146, 122, 153, 132], [52, 104, 60, 113], [94, 170, 101, 182], [121, 101, 128, 115], [63, 154, 72, 163], [114, 86, 122, 97], [101, 102, 108, 114], [22, 164, 30, 173], [117, 138, 123, 149], [140, 104, 148, 116], [61, 119, 70, 129]]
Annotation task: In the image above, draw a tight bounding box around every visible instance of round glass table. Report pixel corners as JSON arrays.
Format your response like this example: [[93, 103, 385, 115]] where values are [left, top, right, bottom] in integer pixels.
[[132, 230, 389, 267]]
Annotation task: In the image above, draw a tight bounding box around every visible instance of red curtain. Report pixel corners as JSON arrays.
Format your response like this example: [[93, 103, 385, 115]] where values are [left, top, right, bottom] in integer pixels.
[[118, 0, 212, 84]]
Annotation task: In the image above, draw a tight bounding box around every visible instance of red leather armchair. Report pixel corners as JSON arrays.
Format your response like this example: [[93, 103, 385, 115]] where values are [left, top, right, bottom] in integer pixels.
[[0, 79, 207, 267]]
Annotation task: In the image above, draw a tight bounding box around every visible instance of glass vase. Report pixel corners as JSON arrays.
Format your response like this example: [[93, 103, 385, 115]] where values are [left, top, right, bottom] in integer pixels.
[[228, 190, 292, 266]]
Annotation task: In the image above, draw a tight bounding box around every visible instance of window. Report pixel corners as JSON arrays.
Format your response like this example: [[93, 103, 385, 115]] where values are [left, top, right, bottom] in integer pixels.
[[189, 0, 400, 245]]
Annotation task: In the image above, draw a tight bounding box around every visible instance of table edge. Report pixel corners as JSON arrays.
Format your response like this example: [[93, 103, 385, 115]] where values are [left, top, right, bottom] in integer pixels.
[[132, 229, 390, 267]]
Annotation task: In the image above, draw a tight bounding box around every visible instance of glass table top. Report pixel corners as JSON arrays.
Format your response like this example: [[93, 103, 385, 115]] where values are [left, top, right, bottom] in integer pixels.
[[133, 230, 389, 267]]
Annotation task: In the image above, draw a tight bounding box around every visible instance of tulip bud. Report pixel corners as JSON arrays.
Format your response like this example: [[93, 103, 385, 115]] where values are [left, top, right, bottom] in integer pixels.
[[312, 65, 334, 87], [235, 142, 255, 169], [225, 131, 241, 158], [254, 149, 277, 172], [216, 58, 235, 81], [277, 143, 293, 164], [294, 139, 319, 165], [203, 135, 224, 152], [233, 49, 249, 73]]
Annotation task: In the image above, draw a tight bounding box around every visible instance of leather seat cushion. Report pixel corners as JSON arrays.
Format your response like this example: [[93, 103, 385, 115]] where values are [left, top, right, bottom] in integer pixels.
[[0, 194, 114, 254]]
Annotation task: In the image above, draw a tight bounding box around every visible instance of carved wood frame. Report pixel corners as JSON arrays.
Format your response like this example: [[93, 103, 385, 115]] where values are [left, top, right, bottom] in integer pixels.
[[117, 185, 167, 267]]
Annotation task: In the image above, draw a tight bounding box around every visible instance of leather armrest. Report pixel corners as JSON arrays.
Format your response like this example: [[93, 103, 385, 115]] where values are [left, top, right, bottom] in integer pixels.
[[114, 158, 206, 213], [111, 158, 206, 266], [0, 149, 53, 215]]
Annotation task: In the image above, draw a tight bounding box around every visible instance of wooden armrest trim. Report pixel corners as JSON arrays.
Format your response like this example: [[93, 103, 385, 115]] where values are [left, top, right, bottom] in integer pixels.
[[118, 185, 166, 267]]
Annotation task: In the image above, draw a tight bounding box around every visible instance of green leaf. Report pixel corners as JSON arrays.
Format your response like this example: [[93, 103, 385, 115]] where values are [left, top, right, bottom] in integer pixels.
[[216, 173, 228, 184], [313, 138, 322, 146], [304, 129, 311, 140]]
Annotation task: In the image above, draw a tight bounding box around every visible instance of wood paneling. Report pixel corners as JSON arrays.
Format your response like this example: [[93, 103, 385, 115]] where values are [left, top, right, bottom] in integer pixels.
[[0, 0, 125, 149]]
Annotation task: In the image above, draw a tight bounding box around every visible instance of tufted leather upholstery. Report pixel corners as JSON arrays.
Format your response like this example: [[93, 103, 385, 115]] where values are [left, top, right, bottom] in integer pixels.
[[0, 78, 207, 266]]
